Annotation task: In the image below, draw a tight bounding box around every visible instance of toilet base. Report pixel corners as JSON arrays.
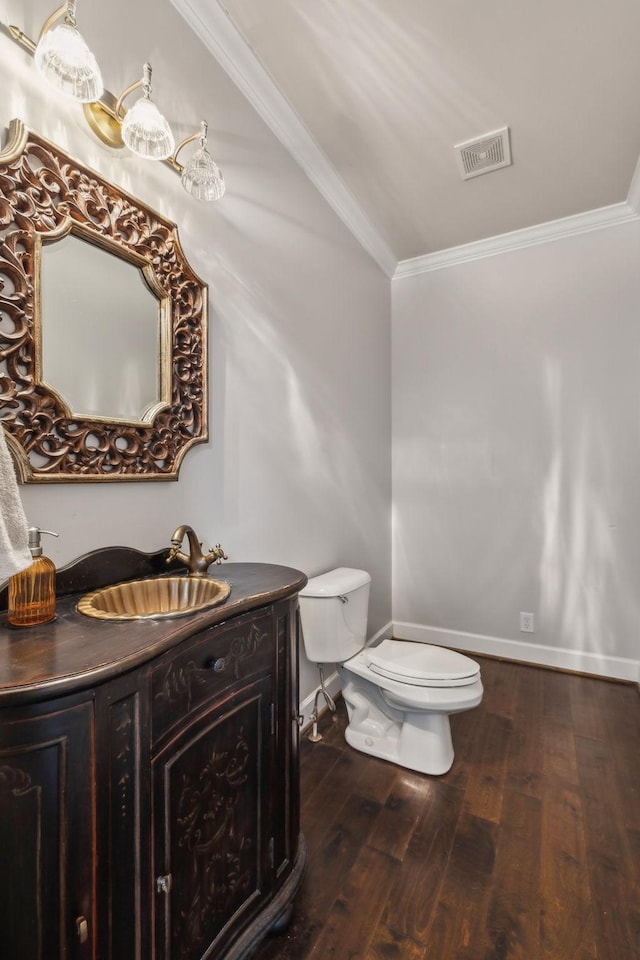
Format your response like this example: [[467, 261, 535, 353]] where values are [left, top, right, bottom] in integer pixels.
[[341, 675, 456, 776]]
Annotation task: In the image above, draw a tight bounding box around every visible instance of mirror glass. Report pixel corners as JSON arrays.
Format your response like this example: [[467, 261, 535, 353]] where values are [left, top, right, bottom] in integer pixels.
[[40, 234, 161, 421]]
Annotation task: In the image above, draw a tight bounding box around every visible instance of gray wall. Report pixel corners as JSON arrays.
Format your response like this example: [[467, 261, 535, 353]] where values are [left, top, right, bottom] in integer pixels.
[[6, 0, 638, 692], [392, 221, 640, 679], [0, 0, 392, 703]]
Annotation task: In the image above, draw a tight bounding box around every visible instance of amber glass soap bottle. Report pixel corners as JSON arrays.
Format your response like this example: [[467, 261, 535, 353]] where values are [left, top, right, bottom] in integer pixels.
[[8, 527, 59, 627]]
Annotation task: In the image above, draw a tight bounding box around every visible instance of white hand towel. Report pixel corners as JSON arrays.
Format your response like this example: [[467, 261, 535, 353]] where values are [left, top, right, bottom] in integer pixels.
[[0, 426, 32, 582]]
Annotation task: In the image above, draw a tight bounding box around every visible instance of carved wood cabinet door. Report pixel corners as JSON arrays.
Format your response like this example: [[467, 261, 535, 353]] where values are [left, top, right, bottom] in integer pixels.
[[0, 698, 96, 960], [152, 677, 273, 960]]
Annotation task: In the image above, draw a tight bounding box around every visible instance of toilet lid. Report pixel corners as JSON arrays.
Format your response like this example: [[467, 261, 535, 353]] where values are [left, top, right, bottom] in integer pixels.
[[365, 639, 480, 687]]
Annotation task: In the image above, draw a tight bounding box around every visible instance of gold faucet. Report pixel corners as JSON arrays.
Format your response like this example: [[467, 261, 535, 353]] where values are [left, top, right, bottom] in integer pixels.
[[167, 524, 228, 576]]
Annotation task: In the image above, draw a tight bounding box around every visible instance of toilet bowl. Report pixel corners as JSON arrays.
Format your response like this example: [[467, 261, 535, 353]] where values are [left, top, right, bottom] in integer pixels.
[[298, 568, 483, 775]]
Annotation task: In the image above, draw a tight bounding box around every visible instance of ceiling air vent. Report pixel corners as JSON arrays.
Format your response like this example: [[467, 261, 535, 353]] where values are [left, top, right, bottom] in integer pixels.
[[454, 127, 511, 180]]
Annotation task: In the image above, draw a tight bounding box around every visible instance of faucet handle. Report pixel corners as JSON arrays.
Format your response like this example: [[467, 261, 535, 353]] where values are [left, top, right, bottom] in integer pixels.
[[210, 544, 228, 565], [166, 542, 181, 564]]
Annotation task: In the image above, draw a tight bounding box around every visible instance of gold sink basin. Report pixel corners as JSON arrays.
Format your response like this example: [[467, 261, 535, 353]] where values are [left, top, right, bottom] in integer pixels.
[[77, 576, 231, 621]]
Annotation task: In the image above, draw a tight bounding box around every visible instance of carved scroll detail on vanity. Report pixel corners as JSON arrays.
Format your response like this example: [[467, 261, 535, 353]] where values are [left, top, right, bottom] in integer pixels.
[[0, 764, 36, 797], [0, 119, 208, 482], [218, 622, 270, 679], [174, 729, 253, 958], [155, 660, 208, 713]]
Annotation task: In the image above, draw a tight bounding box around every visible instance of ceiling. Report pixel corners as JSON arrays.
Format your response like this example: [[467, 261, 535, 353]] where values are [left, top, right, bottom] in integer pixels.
[[173, 0, 640, 272]]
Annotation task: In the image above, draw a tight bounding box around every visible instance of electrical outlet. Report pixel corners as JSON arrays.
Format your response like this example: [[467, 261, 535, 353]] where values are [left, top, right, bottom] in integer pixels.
[[520, 612, 534, 633]]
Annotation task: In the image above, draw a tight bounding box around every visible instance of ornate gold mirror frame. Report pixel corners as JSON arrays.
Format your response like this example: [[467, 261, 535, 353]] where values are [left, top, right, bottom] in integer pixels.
[[0, 119, 208, 482]]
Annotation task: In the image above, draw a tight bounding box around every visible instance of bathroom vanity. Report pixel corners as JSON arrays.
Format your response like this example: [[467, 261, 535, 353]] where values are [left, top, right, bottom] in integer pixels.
[[0, 551, 307, 960]]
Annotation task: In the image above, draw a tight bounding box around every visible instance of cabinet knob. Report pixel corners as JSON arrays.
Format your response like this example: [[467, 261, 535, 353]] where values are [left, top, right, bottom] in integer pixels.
[[76, 916, 89, 944], [209, 657, 227, 673], [156, 874, 172, 895]]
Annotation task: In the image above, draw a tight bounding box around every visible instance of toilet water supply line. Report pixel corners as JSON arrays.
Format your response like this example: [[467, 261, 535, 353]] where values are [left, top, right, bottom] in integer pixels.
[[308, 663, 337, 743]]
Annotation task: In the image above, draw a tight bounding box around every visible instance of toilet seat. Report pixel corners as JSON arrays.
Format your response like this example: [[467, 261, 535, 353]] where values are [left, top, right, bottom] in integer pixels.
[[364, 639, 480, 688]]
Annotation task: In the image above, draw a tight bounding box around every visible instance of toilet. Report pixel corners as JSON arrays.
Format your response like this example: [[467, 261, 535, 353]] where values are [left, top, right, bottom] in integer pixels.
[[298, 567, 483, 775]]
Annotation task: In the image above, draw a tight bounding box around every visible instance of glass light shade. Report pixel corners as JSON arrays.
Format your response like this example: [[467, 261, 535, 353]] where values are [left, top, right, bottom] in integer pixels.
[[121, 97, 175, 161], [34, 22, 103, 102], [181, 148, 226, 201]]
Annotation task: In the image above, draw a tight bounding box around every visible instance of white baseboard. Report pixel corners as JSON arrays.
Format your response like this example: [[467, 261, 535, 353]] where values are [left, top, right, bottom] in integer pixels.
[[393, 621, 640, 683], [298, 620, 393, 731]]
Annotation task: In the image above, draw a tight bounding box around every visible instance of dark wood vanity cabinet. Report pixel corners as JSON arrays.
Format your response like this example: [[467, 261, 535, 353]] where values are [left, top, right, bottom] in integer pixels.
[[0, 697, 96, 960], [0, 561, 306, 960]]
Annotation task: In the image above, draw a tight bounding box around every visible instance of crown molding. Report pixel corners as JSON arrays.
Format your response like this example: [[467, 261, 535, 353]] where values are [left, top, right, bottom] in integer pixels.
[[170, 0, 397, 278], [393, 201, 640, 279]]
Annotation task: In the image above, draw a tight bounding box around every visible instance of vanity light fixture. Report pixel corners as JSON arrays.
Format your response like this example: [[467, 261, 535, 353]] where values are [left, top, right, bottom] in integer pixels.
[[34, 0, 103, 103], [171, 121, 226, 202], [7, 2, 225, 200], [117, 63, 175, 161]]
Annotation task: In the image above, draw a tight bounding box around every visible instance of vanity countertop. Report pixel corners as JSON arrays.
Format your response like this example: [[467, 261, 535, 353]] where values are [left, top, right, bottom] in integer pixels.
[[0, 560, 307, 708]]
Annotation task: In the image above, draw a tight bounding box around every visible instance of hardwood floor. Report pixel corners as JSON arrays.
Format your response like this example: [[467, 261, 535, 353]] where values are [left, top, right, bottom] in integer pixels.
[[253, 655, 640, 960]]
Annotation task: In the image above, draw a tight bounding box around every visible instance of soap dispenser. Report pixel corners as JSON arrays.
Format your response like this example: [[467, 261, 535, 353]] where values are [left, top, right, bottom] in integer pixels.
[[8, 527, 59, 627]]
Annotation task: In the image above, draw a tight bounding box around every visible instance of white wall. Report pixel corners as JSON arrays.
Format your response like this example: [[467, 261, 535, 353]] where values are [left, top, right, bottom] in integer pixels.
[[0, 0, 392, 702], [393, 221, 640, 680]]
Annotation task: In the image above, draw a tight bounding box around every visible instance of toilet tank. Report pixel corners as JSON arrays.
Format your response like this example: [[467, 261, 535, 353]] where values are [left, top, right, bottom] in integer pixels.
[[298, 567, 371, 663]]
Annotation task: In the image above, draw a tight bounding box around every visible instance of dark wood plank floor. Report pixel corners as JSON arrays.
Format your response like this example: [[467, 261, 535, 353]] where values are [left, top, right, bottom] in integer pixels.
[[253, 655, 640, 960]]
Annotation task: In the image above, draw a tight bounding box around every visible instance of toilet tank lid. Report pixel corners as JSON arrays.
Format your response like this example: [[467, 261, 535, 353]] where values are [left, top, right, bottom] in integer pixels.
[[299, 567, 371, 598]]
